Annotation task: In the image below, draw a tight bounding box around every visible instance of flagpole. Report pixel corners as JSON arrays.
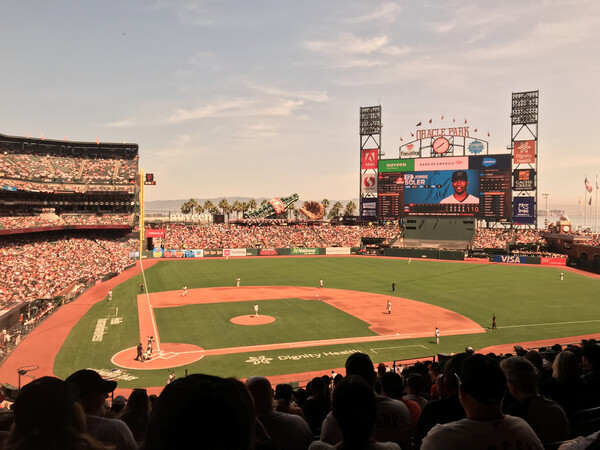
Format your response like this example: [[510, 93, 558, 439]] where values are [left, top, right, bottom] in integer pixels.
[[596, 175, 600, 233]]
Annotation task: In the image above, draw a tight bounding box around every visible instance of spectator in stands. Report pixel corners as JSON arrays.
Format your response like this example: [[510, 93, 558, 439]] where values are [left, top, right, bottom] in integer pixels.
[[320, 352, 412, 450], [275, 383, 306, 420], [120, 388, 150, 445], [541, 350, 590, 419], [380, 371, 421, 435], [246, 375, 314, 450], [65, 369, 137, 450], [4, 376, 111, 450], [303, 376, 331, 436], [309, 375, 401, 450], [404, 374, 429, 411], [420, 354, 543, 450], [581, 343, 600, 388], [415, 353, 469, 448], [500, 356, 570, 444], [143, 374, 259, 450]]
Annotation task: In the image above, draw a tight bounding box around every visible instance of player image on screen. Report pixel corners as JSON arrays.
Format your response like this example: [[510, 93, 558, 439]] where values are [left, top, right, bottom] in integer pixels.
[[440, 170, 479, 204]]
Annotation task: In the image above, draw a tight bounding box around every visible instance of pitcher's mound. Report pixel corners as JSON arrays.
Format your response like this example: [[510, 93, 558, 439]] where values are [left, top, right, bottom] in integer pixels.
[[231, 315, 276, 325]]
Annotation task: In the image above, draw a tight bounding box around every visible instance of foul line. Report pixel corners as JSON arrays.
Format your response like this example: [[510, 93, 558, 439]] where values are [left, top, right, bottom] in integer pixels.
[[498, 319, 600, 329], [140, 258, 161, 352]]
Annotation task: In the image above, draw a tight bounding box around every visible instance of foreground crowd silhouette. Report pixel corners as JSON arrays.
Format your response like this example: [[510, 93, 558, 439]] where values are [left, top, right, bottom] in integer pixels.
[[2, 343, 599, 449]]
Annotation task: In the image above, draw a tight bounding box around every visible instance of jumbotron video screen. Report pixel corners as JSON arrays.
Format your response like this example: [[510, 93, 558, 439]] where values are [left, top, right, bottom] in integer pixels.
[[376, 154, 511, 220]]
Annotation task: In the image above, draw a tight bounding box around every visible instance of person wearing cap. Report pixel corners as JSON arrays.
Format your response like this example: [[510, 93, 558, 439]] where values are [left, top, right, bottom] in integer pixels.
[[440, 171, 479, 204], [320, 352, 412, 450], [421, 354, 543, 450], [500, 356, 569, 445], [65, 369, 137, 450], [5, 376, 111, 450]]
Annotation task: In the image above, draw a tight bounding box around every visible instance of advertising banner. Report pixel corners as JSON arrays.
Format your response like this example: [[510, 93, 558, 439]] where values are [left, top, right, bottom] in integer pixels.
[[361, 149, 378, 169], [360, 198, 377, 220], [145, 229, 166, 238], [204, 249, 224, 257], [259, 249, 278, 256], [513, 169, 536, 191], [540, 257, 567, 266], [414, 156, 469, 172], [326, 247, 351, 255], [224, 249, 247, 257], [513, 140, 536, 164], [183, 249, 204, 258], [361, 174, 377, 195], [400, 144, 420, 159], [153, 248, 163, 258], [378, 159, 414, 173], [291, 248, 320, 255], [513, 197, 535, 224], [493, 255, 527, 264]]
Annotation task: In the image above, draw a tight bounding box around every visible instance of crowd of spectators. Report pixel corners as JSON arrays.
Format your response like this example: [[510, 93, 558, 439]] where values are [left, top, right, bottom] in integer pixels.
[[2, 342, 599, 449], [0, 233, 137, 306], [0, 214, 133, 230], [0, 152, 138, 194], [161, 223, 401, 249]]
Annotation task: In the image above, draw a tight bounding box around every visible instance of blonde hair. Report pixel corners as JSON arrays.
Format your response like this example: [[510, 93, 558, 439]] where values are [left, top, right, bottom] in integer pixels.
[[552, 351, 581, 384]]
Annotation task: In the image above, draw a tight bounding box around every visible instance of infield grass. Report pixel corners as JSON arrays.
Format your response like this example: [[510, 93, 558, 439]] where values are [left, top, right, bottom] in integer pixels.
[[54, 257, 600, 388]]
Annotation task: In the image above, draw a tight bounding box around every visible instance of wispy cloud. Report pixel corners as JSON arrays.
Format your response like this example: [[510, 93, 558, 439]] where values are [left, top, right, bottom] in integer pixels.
[[345, 3, 402, 24], [303, 33, 409, 58]]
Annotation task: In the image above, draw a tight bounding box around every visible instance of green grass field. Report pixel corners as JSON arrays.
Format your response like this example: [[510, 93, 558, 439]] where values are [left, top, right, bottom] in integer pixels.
[[54, 257, 600, 389]]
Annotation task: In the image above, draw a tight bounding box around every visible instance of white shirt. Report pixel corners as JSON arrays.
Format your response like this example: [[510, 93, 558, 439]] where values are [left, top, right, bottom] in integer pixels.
[[421, 414, 543, 450], [440, 194, 479, 204]]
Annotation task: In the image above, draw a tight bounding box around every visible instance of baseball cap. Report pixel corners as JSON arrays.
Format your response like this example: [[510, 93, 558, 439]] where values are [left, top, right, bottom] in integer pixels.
[[458, 354, 506, 405], [13, 376, 79, 437], [452, 170, 468, 181], [65, 369, 117, 397]]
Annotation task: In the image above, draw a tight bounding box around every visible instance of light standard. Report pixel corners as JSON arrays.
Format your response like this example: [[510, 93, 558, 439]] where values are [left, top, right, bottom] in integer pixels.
[[542, 193, 549, 230]]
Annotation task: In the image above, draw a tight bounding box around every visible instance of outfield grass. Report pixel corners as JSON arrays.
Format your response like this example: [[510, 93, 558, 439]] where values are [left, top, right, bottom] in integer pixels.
[[54, 257, 600, 388]]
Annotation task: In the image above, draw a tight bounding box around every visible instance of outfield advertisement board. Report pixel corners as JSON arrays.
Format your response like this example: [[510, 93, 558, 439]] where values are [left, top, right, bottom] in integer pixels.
[[513, 197, 535, 225], [540, 257, 567, 266], [224, 249, 247, 257], [326, 247, 351, 255], [290, 248, 321, 255], [493, 255, 527, 264]]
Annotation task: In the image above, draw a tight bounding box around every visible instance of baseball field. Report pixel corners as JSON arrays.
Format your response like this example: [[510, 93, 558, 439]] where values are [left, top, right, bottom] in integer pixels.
[[2, 256, 599, 391]]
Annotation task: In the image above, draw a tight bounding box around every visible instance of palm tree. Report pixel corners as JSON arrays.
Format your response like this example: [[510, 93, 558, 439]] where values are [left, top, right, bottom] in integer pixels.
[[322, 199, 330, 217], [180, 198, 198, 214], [195, 203, 205, 215], [232, 201, 242, 220], [248, 198, 257, 213], [344, 201, 357, 217], [218, 198, 230, 215], [287, 203, 296, 220], [261, 199, 268, 207], [203, 200, 214, 213], [328, 201, 343, 220]]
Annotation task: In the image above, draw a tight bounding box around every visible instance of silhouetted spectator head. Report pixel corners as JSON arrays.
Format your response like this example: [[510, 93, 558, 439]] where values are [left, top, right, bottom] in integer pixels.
[[405, 374, 426, 396], [443, 352, 470, 395], [310, 376, 326, 398], [582, 343, 600, 371], [331, 375, 376, 449], [345, 352, 375, 386], [65, 369, 117, 415], [275, 383, 294, 403], [552, 350, 580, 384], [500, 356, 540, 397], [524, 350, 544, 373], [7, 376, 105, 449], [381, 371, 404, 399], [143, 374, 255, 450], [458, 354, 506, 406], [245, 376, 274, 416]]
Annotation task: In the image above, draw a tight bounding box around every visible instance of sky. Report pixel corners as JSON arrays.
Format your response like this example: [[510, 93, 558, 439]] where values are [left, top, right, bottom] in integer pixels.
[[1, 0, 599, 211]]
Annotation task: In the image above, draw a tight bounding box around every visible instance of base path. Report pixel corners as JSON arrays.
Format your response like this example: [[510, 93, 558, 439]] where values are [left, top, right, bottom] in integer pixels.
[[111, 286, 485, 370]]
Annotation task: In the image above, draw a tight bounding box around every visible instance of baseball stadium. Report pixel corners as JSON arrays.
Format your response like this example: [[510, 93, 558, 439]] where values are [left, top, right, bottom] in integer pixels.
[[1, 97, 600, 448]]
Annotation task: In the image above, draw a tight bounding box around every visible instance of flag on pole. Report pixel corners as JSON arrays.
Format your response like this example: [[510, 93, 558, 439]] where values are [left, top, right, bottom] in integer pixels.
[[441, 115, 444, 120], [416, 122, 422, 127], [428, 119, 432, 124], [596, 175, 599, 189], [589, 197, 592, 206], [585, 177, 593, 193]]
